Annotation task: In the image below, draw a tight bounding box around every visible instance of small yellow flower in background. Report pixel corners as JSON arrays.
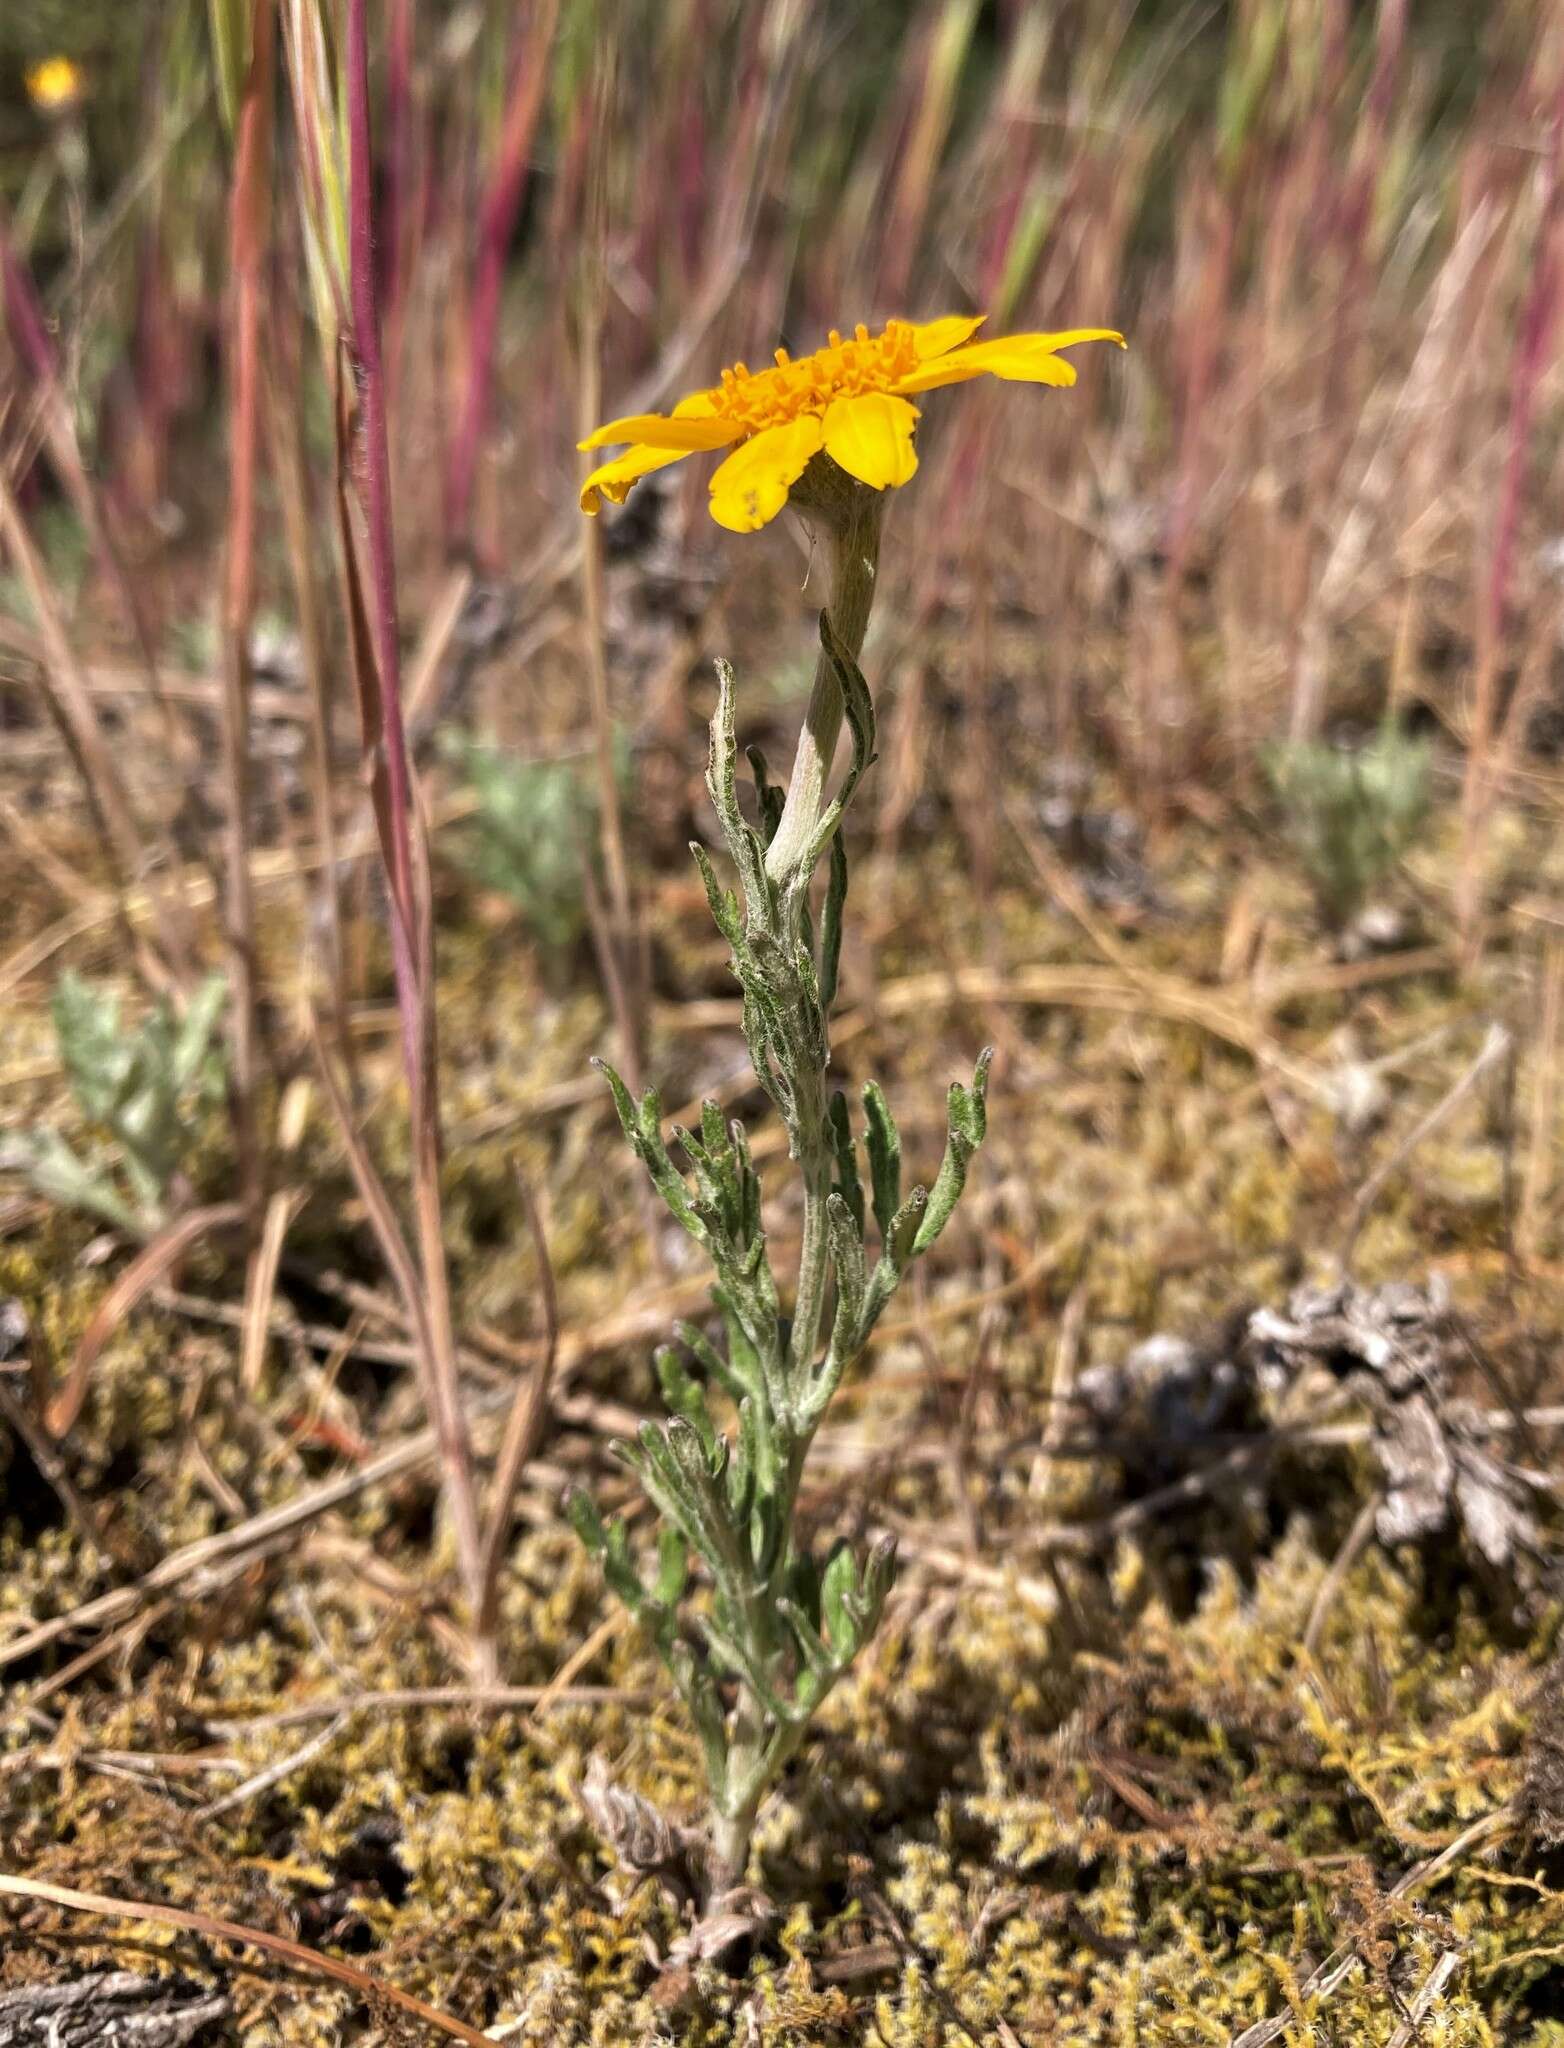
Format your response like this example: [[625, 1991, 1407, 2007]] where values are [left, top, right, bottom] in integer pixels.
[[25, 56, 84, 113], [579, 315, 1125, 532]]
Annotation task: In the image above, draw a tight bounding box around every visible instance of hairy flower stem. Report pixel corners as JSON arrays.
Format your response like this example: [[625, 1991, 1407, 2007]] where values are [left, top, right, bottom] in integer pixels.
[[764, 474, 883, 883], [580, 471, 992, 1906], [773, 476, 882, 1380]]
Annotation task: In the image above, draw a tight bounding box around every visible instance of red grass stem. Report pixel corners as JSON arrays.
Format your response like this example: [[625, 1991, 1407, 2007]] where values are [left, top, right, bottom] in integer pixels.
[[346, 0, 488, 1661], [442, 0, 559, 555], [218, 0, 277, 1224]]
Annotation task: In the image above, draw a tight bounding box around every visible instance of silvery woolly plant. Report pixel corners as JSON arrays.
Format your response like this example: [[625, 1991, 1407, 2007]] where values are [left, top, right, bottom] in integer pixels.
[[5, 971, 228, 1238], [1261, 720, 1432, 933], [571, 462, 991, 1899]]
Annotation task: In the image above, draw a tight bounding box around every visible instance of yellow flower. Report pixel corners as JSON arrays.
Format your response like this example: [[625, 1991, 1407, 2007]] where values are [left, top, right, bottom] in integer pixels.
[[579, 315, 1124, 532], [25, 55, 84, 113]]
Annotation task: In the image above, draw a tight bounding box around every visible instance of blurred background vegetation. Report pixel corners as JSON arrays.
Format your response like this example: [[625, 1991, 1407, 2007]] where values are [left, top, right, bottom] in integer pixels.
[[3, 5, 1564, 2039], [0, 0, 1556, 841]]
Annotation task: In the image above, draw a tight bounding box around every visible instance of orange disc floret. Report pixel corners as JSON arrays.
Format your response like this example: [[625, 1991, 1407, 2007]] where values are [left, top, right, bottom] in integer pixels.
[[577, 314, 1125, 529], [701, 321, 926, 436]]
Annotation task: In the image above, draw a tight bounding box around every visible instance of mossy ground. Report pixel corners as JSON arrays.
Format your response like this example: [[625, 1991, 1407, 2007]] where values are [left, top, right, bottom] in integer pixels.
[[2, 714, 1563, 2044]]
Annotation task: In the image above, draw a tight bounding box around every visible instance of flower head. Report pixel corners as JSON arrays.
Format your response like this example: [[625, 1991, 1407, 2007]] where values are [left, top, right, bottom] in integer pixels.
[[579, 315, 1124, 532], [25, 56, 84, 114]]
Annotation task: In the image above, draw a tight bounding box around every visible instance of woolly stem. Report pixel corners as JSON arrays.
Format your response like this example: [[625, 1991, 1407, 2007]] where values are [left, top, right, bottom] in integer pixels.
[[764, 473, 883, 882]]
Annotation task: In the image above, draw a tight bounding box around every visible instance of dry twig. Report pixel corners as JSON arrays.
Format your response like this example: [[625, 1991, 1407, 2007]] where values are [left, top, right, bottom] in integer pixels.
[[0, 1873, 494, 2047]]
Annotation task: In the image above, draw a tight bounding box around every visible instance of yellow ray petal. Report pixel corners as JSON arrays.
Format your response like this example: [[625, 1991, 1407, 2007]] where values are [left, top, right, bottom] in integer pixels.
[[821, 392, 920, 492], [896, 327, 1125, 394], [1011, 326, 1126, 353], [892, 359, 989, 395], [908, 313, 986, 359], [708, 415, 824, 532], [904, 346, 1078, 393], [578, 411, 741, 453], [580, 443, 692, 515]]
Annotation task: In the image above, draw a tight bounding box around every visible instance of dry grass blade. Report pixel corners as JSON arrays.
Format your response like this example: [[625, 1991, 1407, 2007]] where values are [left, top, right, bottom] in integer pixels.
[[265, 323, 350, 1066], [0, 789, 481, 1008], [680, 962, 1266, 1063], [240, 1186, 304, 1395], [332, 4, 487, 1655], [241, 1080, 312, 1397], [0, 792, 100, 910], [475, 1170, 561, 1654], [0, 469, 190, 991], [305, 1008, 477, 1573], [1521, 938, 1564, 1259], [193, 1708, 351, 1822], [0, 1379, 505, 1675], [205, 1683, 646, 1736], [401, 563, 475, 740], [1301, 1491, 1383, 1664], [0, 208, 192, 779], [332, 359, 413, 1021], [0, 1872, 495, 2047], [48, 1203, 247, 1440], [1385, 1946, 1467, 2048], [1227, 1809, 1514, 2048], [575, 62, 644, 1098], [1338, 1022, 1512, 1272], [215, 0, 277, 1225]]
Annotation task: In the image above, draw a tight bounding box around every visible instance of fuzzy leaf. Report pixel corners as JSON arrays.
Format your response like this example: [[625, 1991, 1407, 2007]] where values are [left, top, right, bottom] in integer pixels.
[[829, 620, 877, 808], [656, 1346, 720, 1459], [594, 1060, 704, 1239], [819, 828, 848, 1013], [706, 657, 772, 915], [568, 1487, 609, 1555], [821, 1542, 859, 1654], [862, 1082, 902, 1242], [632, 1420, 744, 1595], [828, 1092, 864, 1236], [858, 1185, 930, 1342], [887, 1186, 928, 1269], [701, 1613, 807, 1726], [826, 1192, 866, 1355], [690, 840, 745, 950], [668, 1639, 729, 1788], [568, 1490, 653, 1618], [747, 744, 784, 847], [777, 1596, 835, 1682], [653, 1527, 690, 1608], [913, 1048, 993, 1255], [53, 973, 132, 1124], [730, 1117, 763, 1252], [674, 1318, 748, 1403], [11, 1128, 144, 1235], [172, 973, 229, 1094], [727, 1395, 755, 1518]]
